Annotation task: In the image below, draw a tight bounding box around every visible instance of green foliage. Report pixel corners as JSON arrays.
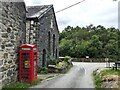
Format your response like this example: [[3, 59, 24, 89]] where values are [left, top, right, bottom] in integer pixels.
[[59, 25, 119, 60], [3, 79, 42, 89], [56, 61, 68, 68], [48, 58, 73, 73], [38, 67, 48, 74], [93, 68, 120, 88], [64, 56, 71, 62], [59, 39, 73, 56], [93, 70, 102, 88], [101, 68, 120, 76], [48, 59, 60, 65], [3, 82, 31, 89]]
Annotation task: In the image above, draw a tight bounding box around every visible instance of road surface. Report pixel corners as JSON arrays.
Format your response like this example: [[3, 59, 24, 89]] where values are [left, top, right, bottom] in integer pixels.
[[31, 62, 109, 88]]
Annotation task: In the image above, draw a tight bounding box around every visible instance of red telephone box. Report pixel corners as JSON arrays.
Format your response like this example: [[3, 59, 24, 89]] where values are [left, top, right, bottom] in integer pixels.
[[19, 44, 38, 83]]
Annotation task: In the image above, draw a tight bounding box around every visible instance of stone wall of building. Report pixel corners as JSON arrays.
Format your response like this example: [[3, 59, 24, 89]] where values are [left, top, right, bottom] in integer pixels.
[[0, 2, 59, 87], [26, 5, 59, 67], [26, 19, 39, 45], [0, 2, 26, 86], [38, 6, 59, 66]]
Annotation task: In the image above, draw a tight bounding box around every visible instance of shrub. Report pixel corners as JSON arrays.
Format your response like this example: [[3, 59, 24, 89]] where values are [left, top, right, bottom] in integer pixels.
[[48, 60, 56, 65], [56, 61, 68, 68], [64, 56, 71, 62], [48, 59, 61, 65], [38, 67, 48, 74]]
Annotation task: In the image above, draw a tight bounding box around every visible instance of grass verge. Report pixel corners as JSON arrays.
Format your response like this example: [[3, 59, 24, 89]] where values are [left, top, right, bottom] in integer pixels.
[[93, 68, 120, 88], [46, 75, 55, 79], [2, 78, 43, 90], [100, 68, 120, 76], [93, 69, 102, 88]]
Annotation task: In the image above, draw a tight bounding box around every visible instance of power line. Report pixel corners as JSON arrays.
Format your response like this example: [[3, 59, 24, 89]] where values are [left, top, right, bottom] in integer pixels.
[[56, 0, 85, 13]]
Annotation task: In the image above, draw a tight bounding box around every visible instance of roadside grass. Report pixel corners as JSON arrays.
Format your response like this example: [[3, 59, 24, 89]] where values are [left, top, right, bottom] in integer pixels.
[[93, 70, 102, 88], [2, 78, 43, 90], [100, 68, 120, 76], [72, 59, 81, 62], [93, 68, 120, 88], [45, 75, 55, 79]]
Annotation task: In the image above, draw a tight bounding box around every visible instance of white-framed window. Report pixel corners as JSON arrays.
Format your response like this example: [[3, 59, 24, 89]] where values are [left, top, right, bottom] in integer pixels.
[[50, 19, 53, 28], [31, 20, 34, 25]]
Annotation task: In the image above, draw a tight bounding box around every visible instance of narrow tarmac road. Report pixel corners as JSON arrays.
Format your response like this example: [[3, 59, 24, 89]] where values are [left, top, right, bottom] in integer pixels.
[[32, 62, 107, 88]]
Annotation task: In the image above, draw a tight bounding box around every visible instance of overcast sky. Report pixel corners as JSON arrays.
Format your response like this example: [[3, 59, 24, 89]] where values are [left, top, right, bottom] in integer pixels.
[[24, 0, 118, 32]]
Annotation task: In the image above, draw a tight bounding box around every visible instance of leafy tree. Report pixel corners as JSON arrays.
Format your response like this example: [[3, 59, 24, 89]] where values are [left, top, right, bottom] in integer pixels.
[[88, 35, 103, 58], [59, 25, 119, 61], [59, 39, 72, 56]]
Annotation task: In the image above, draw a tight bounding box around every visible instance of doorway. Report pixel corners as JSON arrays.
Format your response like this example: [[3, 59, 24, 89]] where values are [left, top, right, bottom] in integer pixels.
[[42, 49, 46, 67]]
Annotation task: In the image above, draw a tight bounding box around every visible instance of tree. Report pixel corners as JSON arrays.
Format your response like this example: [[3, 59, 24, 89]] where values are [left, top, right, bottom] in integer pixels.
[[88, 35, 103, 58], [59, 39, 72, 56], [59, 25, 119, 61]]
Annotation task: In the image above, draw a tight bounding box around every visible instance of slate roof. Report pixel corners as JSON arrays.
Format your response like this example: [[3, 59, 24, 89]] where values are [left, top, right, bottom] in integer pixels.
[[26, 5, 53, 19]]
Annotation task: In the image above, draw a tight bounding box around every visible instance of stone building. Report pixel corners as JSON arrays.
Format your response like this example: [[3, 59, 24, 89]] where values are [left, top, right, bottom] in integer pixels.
[[26, 5, 59, 67], [0, 1, 59, 87], [0, 1, 26, 86]]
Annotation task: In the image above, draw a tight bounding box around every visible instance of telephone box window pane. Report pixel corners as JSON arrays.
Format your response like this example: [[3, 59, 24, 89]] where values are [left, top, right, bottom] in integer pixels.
[[33, 48, 37, 50], [22, 53, 29, 59], [22, 48, 31, 50], [34, 53, 37, 60], [21, 53, 30, 69]]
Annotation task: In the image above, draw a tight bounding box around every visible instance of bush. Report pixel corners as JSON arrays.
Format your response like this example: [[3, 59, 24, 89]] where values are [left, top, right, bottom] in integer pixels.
[[64, 56, 71, 62], [48, 60, 56, 65], [48, 59, 61, 65], [38, 67, 48, 74], [56, 61, 68, 68]]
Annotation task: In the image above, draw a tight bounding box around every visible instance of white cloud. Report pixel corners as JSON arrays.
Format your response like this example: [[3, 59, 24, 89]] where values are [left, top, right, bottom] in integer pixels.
[[24, 0, 118, 32], [24, 0, 33, 6]]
